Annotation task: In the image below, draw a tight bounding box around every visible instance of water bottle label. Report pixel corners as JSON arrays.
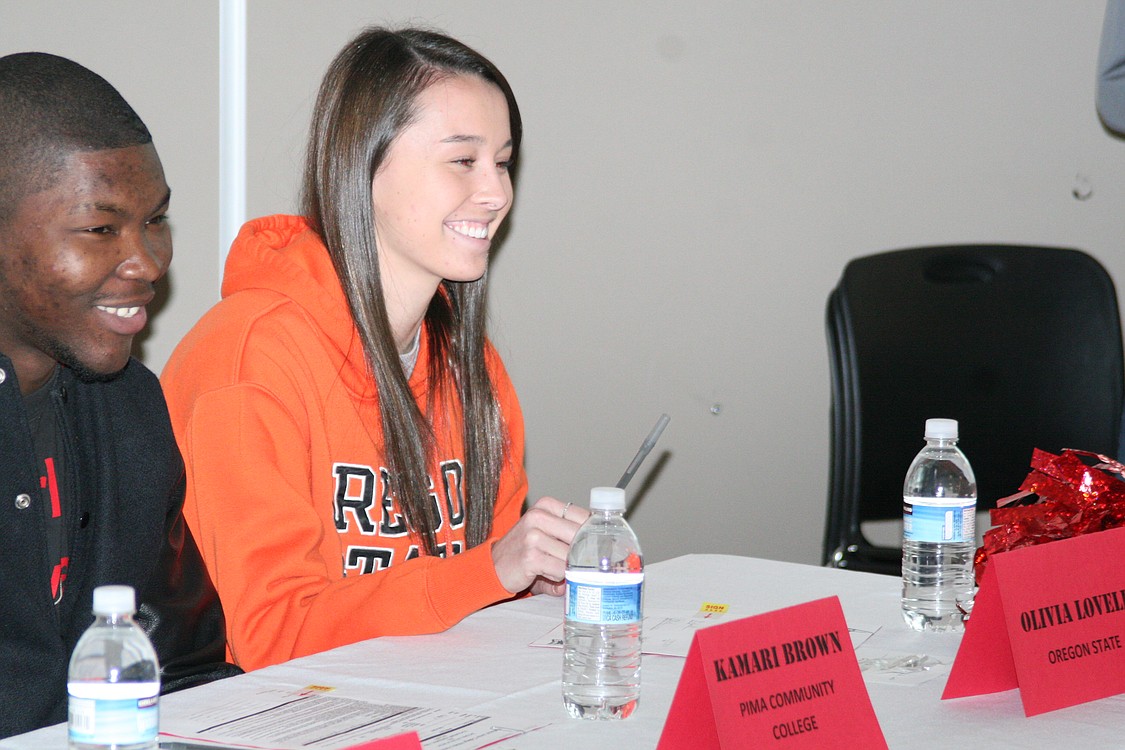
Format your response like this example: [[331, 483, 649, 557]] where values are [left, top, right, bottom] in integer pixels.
[[903, 497, 975, 543], [68, 682, 159, 745], [564, 571, 644, 625]]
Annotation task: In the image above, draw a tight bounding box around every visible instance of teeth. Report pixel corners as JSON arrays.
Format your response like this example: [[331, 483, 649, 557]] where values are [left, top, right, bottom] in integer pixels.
[[450, 221, 488, 240], [96, 306, 141, 318]]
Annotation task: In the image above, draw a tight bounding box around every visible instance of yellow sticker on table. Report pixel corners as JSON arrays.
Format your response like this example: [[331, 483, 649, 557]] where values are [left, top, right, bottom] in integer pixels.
[[699, 602, 729, 614]]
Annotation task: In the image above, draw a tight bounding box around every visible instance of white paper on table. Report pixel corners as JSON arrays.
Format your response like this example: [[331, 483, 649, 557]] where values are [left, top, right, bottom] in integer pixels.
[[158, 685, 546, 750], [854, 650, 953, 686], [853, 624, 959, 687], [530, 607, 881, 658]]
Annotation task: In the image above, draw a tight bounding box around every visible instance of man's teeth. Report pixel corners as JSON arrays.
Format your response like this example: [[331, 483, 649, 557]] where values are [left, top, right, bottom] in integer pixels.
[[450, 221, 488, 239], [96, 306, 141, 318]]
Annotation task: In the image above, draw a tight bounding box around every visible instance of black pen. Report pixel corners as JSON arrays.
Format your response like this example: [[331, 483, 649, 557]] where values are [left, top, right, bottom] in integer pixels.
[[616, 413, 670, 490]]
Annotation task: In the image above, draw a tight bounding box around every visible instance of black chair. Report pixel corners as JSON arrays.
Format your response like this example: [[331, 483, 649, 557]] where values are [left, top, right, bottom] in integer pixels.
[[824, 245, 1125, 575]]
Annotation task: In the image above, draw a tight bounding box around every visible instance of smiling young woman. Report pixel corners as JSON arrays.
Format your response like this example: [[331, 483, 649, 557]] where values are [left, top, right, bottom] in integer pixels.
[[161, 27, 588, 671]]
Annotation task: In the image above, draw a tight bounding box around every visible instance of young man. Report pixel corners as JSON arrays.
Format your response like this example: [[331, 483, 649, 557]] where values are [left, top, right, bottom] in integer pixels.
[[0, 52, 239, 738]]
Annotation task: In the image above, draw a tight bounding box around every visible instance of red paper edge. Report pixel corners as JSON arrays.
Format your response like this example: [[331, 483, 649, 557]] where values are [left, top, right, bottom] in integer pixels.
[[819, 596, 889, 750], [342, 730, 423, 750], [657, 636, 721, 750], [161, 723, 423, 749], [941, 560, 1018, 699]]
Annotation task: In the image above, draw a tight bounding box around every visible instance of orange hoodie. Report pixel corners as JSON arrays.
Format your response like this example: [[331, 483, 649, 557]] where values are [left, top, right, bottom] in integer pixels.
[[161, 215, 526, 671]]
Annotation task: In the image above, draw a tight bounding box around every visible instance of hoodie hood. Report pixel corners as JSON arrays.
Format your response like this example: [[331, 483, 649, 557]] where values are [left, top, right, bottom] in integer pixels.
[[220, 214, 375, 392]]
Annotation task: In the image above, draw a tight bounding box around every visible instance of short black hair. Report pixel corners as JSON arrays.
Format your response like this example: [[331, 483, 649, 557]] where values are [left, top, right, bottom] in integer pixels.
[[0, 52, 152, 225]]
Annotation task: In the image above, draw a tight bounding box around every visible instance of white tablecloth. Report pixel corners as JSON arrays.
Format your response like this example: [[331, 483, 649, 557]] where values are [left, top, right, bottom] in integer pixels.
[[6, 554, 1125, 749]]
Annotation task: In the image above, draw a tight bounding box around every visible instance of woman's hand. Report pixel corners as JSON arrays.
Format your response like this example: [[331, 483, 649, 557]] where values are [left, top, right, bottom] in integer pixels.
[[491, 496, 590, 596]]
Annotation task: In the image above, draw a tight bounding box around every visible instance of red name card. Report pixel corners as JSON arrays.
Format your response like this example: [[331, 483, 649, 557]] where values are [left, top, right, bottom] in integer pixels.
[[343, 732, 422, 750], [943, 526, 1125, 716], [657, 596, 886, 750]]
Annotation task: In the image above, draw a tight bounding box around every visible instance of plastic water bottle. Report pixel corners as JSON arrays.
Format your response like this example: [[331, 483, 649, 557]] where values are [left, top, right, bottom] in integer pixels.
[[562, 486, 644, 720], [68, 585, 160, 750], [901, 418, 978, 631]]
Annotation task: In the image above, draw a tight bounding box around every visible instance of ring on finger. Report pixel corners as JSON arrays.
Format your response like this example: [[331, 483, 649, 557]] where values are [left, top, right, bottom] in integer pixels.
[[561, 501, 573, 520]]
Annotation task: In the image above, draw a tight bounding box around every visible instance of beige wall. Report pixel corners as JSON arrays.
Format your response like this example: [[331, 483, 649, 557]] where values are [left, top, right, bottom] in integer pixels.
[[5, 1, 1124, 566]]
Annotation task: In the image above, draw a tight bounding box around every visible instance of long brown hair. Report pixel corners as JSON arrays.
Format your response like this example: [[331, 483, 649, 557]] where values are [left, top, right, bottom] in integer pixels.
[[301, 27, 522, 555]]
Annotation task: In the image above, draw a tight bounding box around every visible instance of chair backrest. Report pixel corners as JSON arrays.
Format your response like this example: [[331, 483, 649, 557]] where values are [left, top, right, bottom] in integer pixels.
[[824, 245, 1125, 575]]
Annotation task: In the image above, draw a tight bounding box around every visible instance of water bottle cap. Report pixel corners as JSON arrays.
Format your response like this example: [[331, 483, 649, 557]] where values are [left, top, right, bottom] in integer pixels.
[[924, 418, 959, 440], [590, 486, 626, 511], [92, 585, 136, 616]]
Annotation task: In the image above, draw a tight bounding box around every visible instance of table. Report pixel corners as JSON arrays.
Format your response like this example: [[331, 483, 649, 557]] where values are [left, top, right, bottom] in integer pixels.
[[6, 554, 1125, 749]]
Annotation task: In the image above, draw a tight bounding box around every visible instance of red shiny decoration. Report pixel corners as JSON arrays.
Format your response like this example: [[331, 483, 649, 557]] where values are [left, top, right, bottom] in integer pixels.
[[974, 449, 1125, 585]]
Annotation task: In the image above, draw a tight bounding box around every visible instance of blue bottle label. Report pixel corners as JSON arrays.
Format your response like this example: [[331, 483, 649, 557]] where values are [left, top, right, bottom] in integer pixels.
[[68, 682, 159, 745], [564, 571, 644, 625], [903, 496, 976, 543]]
